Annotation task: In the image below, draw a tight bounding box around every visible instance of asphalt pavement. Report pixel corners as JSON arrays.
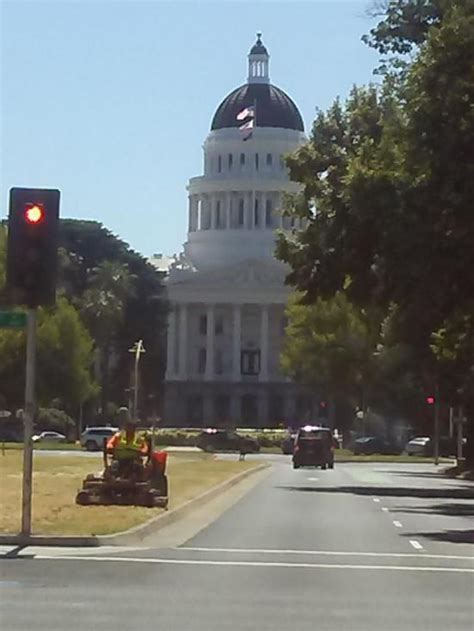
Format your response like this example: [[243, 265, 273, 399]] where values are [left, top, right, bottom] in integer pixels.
[[1, 457, 473, 630]]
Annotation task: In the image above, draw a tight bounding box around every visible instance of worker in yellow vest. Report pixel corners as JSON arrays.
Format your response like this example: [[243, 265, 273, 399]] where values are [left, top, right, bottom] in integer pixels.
[[107, 419, 148, 460]]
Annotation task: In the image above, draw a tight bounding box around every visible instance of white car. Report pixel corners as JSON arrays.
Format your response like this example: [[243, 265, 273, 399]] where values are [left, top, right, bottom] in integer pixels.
[[32, 431, 66, 443], [405, 436, 431, 456], [80, 426, 118, 451]]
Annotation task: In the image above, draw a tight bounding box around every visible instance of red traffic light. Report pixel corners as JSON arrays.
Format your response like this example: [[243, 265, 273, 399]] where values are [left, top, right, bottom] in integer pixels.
[[320, 401, 327, 408], [426, 396, 435, 405], [24, 203, 45, 225]]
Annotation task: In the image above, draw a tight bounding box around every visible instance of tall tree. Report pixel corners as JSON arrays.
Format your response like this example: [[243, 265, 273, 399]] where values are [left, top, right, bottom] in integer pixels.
[[277, 1, 474, 462]]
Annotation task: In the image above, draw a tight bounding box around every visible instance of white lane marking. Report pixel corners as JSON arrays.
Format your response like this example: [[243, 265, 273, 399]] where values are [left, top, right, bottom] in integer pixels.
[[35, 555, 474, 573], [393, 520, 403, 528], [307, 477, 319, 481], [181, 547, 473, 562], [410, 540, 424, 551], [373, 498, 380, 503], [382, 507, 389, 512]]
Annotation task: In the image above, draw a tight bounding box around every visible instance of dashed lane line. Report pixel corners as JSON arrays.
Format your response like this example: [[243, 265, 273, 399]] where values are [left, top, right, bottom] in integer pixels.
[[410, 540, 424, 551], [381, 507, 389, 512], [373, 498, 380, 503], [393, 520, 403, 528]]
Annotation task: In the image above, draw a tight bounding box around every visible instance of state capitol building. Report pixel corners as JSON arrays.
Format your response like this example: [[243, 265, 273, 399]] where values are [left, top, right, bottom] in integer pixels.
[[162, 34, 317, 427]]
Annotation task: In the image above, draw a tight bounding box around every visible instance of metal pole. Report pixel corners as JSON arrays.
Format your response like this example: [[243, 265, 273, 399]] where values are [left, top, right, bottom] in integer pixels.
[[457, 406, 464, 462], [434, 383, 440, 466], [449, 406, 454, 438], [133, 351, 139, 421], [21, 309, 37, 536]]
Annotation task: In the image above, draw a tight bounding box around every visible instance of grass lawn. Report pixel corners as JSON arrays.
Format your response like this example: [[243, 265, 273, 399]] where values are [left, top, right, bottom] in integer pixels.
[[0, 451, 258, 536]]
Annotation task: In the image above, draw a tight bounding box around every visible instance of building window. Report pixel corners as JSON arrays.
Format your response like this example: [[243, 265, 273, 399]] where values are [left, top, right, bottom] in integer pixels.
[[241, 350, 260, 376], [265, 199, 272, 227], [199, 314, 207, 335], [218, 155, 222, 173], [215, 314, 224, 335], [238, 199, 245, 227], [198, 348, 206, 374], [266, 153, 272, 166], [254, 199, 259, 227], [240, 152, 245, 166], [228, 154, 233, 170], [215, 200, 222, 228], [255, 153, 259, 171], [215, 349, 223, 375]]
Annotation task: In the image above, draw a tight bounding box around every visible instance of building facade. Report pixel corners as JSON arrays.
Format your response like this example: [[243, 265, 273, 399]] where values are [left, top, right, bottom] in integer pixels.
[[164, 34, 318, 426]]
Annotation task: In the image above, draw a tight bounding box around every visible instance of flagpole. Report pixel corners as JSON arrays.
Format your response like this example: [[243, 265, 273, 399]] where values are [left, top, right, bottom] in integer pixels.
[[252, 99, 257, 229]]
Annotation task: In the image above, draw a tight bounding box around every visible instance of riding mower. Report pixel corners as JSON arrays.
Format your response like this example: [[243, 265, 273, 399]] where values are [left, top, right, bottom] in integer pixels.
[[75, 435, 169, 508]]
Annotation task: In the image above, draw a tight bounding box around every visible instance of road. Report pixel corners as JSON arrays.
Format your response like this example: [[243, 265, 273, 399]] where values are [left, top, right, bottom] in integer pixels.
[[1, 459, 473, 630]]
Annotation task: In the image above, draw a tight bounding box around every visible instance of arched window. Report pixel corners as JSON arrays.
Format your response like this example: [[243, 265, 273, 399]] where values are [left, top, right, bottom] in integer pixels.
[[255, 153, 259, 171], [254, 198, 259, 227], [218, 155, 222, 173], [228, 153, 233, 170], [266, 153, 273, 167]]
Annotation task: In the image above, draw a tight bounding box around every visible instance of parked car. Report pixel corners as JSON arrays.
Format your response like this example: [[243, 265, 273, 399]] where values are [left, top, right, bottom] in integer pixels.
[[80, 426, 118, 451], [196, 429, 260, 453], [352, 436, 402, 455], [281, 432, 297, 455], [32, 431, 66, 443], [405, 436, 431, 456], [292, 426, 335, 470]]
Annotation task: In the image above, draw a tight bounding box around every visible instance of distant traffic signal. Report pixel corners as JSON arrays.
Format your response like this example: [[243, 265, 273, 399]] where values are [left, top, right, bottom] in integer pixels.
[[426, 396, 435, 405], [319, 400, 327, 417], [6, 188, 60, 308]]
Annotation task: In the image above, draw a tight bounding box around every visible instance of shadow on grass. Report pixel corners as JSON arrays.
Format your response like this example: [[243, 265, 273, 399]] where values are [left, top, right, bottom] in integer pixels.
[[402, 530, 474, 545], [277, 485, 474, 500]]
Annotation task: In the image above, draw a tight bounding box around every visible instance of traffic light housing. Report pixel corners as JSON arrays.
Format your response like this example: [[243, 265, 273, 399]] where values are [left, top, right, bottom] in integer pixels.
[[6, 187, 60, 308], [426, 396, 435, 405]]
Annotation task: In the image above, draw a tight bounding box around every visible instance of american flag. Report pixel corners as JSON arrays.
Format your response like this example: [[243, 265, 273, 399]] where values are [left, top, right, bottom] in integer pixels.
[[239, 118, 254, 140], [236, 106, 255, 121]]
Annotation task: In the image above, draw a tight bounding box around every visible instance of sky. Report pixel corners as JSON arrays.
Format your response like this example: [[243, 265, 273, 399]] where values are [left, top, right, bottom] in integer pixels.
[[1, 1, 381, 258]]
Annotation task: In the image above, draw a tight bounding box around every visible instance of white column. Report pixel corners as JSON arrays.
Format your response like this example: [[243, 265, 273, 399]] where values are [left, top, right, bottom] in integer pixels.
[[232, 304, 241, 382], [178, 304, 188, 380], [205, 304, 215, 381], [165, 307, 176, 380], [259, 304, 269, 382]]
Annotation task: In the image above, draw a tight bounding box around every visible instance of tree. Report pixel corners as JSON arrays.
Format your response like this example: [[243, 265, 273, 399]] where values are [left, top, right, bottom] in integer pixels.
[[0, 298, 98, 421], [282, 293, 375, 429], [58, 220, 168, 414], [277, 1, 474, 463]]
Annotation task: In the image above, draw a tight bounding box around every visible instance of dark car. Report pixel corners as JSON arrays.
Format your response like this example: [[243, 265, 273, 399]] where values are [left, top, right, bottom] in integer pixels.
[[353, 436, 401, 455], [292, 426, 335, 470], [197, 429, 260, 453]]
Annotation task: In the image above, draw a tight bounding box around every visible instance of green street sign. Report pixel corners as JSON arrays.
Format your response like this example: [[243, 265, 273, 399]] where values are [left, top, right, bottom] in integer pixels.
[[0, 311, 27, 328]]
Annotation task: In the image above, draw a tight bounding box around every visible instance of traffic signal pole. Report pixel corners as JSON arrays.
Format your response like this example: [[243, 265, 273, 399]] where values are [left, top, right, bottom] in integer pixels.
[[434, 382, 440, 467], [21, 309, 37, 536]]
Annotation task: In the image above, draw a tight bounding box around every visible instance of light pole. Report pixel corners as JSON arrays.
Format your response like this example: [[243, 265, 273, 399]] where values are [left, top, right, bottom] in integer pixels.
[[128, 340, 145, 421]]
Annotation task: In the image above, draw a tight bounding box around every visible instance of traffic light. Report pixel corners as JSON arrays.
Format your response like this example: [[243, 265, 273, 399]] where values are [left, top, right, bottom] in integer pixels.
[[6, 187, 60, 308], [319, 400, 328, 418], [426, 396, 435, 405]]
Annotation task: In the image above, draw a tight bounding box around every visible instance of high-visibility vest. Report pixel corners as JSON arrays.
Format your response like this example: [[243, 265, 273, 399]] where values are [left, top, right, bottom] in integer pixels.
[[114, 431, 145, 457]]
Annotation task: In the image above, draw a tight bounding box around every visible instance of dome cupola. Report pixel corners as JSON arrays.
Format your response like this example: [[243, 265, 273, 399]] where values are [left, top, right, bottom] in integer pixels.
[[210, 33, 304, 133]]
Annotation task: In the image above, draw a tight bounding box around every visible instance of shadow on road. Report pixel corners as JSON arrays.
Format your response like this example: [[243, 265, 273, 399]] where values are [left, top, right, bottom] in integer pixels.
[[391, 503, 474, 517], [276, 485, 474, 500], [373, 469, 456, 480], [402, 530, 474, 544]]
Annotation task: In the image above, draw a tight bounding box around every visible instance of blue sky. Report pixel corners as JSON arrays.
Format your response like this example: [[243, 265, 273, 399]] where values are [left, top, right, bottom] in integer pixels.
[[1, 1, 380, 257]]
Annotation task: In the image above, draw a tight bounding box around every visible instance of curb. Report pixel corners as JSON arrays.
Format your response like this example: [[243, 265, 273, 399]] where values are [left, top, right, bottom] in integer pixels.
[[0, 463, 269, 548]]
